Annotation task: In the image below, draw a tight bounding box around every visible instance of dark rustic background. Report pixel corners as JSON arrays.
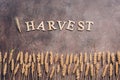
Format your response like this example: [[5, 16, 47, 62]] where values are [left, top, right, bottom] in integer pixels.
[[0, 0, 120, 53]]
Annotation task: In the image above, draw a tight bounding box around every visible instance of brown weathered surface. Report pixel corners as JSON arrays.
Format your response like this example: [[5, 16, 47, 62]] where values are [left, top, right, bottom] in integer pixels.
[[0, 0, 120, 53]]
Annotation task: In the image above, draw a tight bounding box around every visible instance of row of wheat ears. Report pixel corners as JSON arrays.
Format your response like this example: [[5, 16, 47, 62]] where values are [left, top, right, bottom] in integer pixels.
[[0, 50, 120, 80]]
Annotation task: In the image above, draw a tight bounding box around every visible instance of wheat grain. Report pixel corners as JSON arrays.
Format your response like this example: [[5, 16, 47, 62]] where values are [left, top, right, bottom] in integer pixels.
[[45, 63, 49, 73], [14, 64, 20, 75], [25, 64, 29, 76], [62, 64, 67, 77], [31, 62, 35, 75], [57, 64, 60, 73], [67, 64, 71, 75], [54, 53, 59, 63], [102, 64, 109, 78], [79, 53, 83, 64], [3, 52, 7, 63], [37, 53, 40, 63], [45, 51, 48, 64], [115, 62, 119, 76], [60, 54, 64, 67], [94, 52, 97, 64], [3, 63, 7, 76], [37, 63, 42, 77], [109, 63, 113, 77], [50, 51, 53, 65], [107, 51, 111, 64], [76, 69, 80, 80], [70, 53, 73, 64], [111, 53, 115, 63], [50, 66, 55, 79], [65, 54, 69, 65], [11, 59, 14, 72], [32, 53, 36, 63], [102, 52, 106, 65], [98, 52, 102, 62], [89, 53, 92, 63], [25, 52, 28, 63], [8, 49, 14, 64], [41, 52, 44, 65], [84, 52, 87, 63], [85, 63, 90, 76]]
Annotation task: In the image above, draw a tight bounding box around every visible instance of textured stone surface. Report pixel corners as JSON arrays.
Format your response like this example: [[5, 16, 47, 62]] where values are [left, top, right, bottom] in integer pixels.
[[0, 0, 120, 53]]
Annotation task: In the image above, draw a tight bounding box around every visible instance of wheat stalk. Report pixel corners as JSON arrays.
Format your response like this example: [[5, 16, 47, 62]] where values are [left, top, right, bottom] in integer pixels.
[[67, 64, 71, 75], [94, 52, 97, 64], [117, 51, 120, 64], [79, 53, 83, 64], [90, 63, 94, 77], [45, 51, 48, 64], [20, 51, 23, 64], [31, 62, 35, 75], [25, 52, 28, 63], [80, 62, 83, 72], [89, 53, 92, 63], [22, 63, 25, 74], [50, 66, 55, 79], [11, 59, 14, 72], [73, 63, 78, 73], [74, 54, 78, 63], [95, 63, 100, 75], [60, 54, 64, 67], [16, 52, 20, 62], [29, 55, 32, 63], [102, 52, 106, 65], [84, 52, 87, 63], [97, 52, 102, 62]]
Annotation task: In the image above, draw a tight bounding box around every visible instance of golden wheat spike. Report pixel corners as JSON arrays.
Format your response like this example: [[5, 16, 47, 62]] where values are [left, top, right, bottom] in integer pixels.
[[3, 63, 7, 76], [115, 62, 119, 76], [50, 66, 55, 79], [29, 54, 32, 63], [65, 54, 69, 65], [50, 51, 53, 65], [89, 53, 92, 63], [3, 52, 7, 63], [16, 52, 21, 62], [95, 63, 100, 75], [32, 53, 36, 63], [76, 69, 80, 80], [57, 64, 60, 73], [73, 63, 78, 74], [60, 54, 64, 67], [37, 63, 42, 77], [74, 54, 78, 63], [22, 63, 25, 74], [41, 52, 44, 65], [111, 53, 115, 63], [94, 52, 97, 64], [102, 52, 106, 65], [97, 52, 102, 62], [8, 49, 14, 64], [11, 59, 14, 72], [45, 63, 49, 74], [90, 63, 94, 77], [45, 51, 48, 64], [13, 63, 20, 75], [25, 52, 29, 63], [117, 51, 120, 64], [84, 52, 87, 63], [37, 53, 40, 63], [54, 53, 59, 63], [67, 64, 71, 75], [107, 51, 111, 64], [62, 64, 67, 77], [80, 62, 83, 72], [85, 63, 90, 76], [70, 53, 73, 64], [102, 64, 109, 78], [79, 53, 83, 64], [31, 62, 35, 75], [109, 63, 113, 77], [20, 51, 23, 64]]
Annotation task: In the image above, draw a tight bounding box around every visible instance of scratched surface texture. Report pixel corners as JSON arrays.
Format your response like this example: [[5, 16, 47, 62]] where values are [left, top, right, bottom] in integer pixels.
[[0, 0, 120, 53]]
